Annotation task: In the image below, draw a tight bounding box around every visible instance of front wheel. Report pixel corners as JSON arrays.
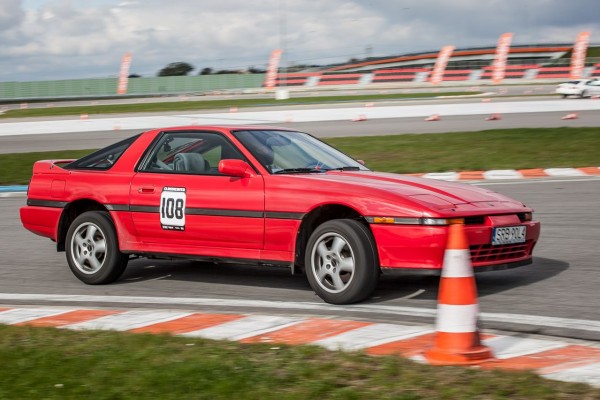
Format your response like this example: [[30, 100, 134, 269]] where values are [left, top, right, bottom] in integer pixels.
[[66, 211, 128, 284], [305, 219, 379, 304]]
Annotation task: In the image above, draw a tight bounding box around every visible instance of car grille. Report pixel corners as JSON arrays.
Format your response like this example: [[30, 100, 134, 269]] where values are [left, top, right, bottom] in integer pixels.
[[470, 241, 532, 263], [464, 216, 485, 225]]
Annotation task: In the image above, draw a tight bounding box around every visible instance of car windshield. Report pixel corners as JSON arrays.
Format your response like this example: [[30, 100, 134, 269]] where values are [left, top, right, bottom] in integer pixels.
[[233, 130, 369, 174]]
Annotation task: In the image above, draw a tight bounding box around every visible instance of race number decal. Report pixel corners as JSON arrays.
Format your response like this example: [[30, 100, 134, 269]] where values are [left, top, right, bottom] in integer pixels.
[[160, 187, 186, 231]]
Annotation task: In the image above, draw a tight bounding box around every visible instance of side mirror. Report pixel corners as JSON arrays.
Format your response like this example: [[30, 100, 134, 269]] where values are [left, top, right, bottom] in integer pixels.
[[218, 159, 255, 178]]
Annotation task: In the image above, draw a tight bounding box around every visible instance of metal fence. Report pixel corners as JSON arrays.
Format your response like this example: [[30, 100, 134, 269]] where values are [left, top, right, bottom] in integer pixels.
[[0, 74, 267, 101]]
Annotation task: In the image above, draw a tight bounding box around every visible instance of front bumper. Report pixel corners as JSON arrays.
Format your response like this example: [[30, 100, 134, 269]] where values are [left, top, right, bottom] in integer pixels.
[[371, 220, 540, 271]]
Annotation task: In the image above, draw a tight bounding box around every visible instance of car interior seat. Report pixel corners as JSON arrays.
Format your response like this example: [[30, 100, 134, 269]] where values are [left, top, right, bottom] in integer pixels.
[[173, 153, 209, 173]]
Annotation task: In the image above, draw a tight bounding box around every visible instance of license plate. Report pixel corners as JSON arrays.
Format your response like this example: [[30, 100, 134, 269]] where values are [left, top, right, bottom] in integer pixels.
[[492, 226, 526, 245]]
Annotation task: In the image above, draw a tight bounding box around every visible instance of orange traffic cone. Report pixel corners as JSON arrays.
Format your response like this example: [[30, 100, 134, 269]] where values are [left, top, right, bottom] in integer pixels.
[[425, 114, 441, 121], [561, 112, 578, 120], [424, 223, 494, 365], [485, 113, 501, 121]]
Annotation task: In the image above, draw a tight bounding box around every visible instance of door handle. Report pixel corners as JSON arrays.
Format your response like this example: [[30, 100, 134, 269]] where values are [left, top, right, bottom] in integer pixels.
[[138, 187, 155, 194]]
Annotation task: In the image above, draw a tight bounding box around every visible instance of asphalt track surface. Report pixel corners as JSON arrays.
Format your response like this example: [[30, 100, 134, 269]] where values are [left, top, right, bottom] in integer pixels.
[[2, 97, 600, 154], [0, 95, 599, 342], [1, 177, 599, 340]]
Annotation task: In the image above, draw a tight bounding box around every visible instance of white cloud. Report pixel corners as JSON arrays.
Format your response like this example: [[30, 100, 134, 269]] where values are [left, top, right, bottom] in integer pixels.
[[0, 0, 598, 81]]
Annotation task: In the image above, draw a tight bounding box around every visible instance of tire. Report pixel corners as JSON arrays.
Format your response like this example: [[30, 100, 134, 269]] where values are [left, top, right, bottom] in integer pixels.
[[305, 219, 379, 304], [561, 94, 567, 99], [65, 211, 128, 284]]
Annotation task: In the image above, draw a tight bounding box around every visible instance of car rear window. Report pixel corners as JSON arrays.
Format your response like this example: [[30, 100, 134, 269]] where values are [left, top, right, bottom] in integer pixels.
[[64, 134, 141, 170]]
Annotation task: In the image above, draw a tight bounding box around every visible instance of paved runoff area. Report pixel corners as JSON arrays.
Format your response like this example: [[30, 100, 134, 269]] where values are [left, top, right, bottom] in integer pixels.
[[0, 305, 598, 387], [1, 99, 600, 137]]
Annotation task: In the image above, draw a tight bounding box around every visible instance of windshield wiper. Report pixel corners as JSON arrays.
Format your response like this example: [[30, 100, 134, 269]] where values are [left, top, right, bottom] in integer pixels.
[[325, 166, 361, 171], [273, 168, 325, 174]]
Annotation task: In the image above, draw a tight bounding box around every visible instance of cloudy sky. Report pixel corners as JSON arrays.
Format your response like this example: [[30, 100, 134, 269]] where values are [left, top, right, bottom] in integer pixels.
[[0, 0, 598, 82]]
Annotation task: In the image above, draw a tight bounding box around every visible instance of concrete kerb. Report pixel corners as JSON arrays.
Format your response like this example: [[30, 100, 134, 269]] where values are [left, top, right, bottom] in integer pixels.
[[0, 185, 28, 193], [0, 302, 598, 387]]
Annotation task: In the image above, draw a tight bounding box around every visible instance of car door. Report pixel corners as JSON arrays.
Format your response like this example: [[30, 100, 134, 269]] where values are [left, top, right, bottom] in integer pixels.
[[129, 130, 265, 258]]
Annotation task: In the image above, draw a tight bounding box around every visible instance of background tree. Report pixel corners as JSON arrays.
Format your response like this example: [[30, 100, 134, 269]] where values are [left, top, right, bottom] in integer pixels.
[[247, 66, 265, 73], [158, 62, 194, 77], [199, 67, 213, 75]]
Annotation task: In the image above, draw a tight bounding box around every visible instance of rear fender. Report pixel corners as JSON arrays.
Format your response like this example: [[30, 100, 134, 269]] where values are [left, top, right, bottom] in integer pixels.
[[56, 199, 108, 251]]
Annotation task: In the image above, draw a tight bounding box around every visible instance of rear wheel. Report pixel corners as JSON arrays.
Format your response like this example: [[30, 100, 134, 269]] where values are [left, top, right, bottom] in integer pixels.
[[305, 219, 379, 304], [66, 211, 128, 284]]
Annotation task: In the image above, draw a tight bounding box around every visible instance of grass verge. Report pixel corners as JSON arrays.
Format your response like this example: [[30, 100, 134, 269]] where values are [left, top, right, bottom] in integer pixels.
[[1, 127, 599, 185], [1, 92, 476, 119], [1, 325, 597, 400], [327, 127, 600, 174], [0, 149, 91, 185]]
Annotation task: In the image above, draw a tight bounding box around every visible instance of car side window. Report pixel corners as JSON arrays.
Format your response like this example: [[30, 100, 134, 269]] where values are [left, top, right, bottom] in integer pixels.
[[64, 134, 141, 170], [139, 131, 244, 175]]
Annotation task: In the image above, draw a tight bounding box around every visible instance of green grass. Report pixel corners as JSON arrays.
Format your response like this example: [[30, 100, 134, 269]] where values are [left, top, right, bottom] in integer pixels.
[[0, 92, 476, 119], [1, 128, 599, 185], [0, 325, 597, 400], [0, 149, 92, 185], [327, 128, 600, 173]]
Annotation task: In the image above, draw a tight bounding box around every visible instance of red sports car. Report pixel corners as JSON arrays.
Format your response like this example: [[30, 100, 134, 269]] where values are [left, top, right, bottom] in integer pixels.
[[20, 126, 540, 304]]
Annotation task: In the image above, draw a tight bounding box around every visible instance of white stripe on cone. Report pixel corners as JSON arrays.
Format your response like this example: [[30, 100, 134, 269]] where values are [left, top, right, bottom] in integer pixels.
[[441, 249, 473, 278], [436, 304, 479, 333]]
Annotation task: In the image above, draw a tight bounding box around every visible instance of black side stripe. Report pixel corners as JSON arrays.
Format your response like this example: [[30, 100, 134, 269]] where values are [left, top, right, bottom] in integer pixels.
[[28, 200, 305, 220], [186, 208, 264, 218], [129, 205, 159, 213], [27, 199, 67, 208], [131, 206, 305, 219], [105, 204, 130, 212], [265, 212, 305, 220]]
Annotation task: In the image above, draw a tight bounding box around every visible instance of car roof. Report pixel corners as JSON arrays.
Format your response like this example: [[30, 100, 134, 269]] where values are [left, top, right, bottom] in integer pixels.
[[153, 125, 297, 133]]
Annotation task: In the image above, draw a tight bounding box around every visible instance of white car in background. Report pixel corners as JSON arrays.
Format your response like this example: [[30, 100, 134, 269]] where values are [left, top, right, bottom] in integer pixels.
[[556, 78, 600, 98]]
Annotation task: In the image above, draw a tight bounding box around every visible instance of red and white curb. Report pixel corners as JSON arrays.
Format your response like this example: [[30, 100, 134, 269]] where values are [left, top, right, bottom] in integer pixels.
[[412, 166, 600, 181], [1, 306, 598, 388]]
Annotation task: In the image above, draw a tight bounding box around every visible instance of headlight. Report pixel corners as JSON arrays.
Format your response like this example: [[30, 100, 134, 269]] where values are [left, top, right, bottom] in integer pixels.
[[366, 217, 465, 225], [421, 218, 465, 225], [367, 217, 421, 225]]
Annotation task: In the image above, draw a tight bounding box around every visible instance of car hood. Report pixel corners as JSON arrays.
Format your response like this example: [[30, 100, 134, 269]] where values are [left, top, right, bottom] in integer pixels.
[[272, 170, 526, 213]]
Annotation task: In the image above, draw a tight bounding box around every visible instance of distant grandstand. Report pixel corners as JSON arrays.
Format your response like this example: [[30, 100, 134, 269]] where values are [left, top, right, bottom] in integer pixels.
[[268, 43, 600, 87], [2, 43, 599, 101], [322, 43, 586, 72]]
